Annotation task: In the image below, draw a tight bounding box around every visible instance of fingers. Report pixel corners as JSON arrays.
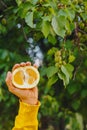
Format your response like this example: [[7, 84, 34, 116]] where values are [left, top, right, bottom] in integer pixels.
[[5, 71, 12, 86], [12, 61, 38, 72], [20, 62, 26, 67], [5, 71, 14, 91], [30, 86, 38, 99], [26, 61, 31, 66], [26, 62, 38, 69], [20, 62, 31, 67], [33, 63, 38, 69], [12, 64, 20, 72], [34, 86, 38, 99], [12, 62, 32, 71], [5, 71, 21, 96]]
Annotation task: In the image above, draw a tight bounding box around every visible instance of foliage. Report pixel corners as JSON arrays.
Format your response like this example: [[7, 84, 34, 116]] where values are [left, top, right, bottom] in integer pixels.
[[0, 0, 87, 130]]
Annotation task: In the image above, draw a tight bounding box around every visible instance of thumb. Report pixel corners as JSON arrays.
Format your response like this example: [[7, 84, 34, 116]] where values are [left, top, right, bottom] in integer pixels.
[[6, 71, 21, 96], [5, 71, 12, 86]]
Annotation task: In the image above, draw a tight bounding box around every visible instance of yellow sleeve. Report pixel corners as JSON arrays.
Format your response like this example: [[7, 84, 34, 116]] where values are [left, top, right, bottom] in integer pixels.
[[12, 101, 40, 130]]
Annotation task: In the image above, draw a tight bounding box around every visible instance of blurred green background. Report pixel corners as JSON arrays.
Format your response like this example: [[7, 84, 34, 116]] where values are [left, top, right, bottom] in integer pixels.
[[0, 0, 87, 130]]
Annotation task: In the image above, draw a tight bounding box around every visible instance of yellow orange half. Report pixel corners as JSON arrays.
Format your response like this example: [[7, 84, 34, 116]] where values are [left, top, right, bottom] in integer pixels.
[[12, 66, 40, 89]]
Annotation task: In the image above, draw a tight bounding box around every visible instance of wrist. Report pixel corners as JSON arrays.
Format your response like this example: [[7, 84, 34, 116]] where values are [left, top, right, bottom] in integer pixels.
[[21, 98, 38, 105]]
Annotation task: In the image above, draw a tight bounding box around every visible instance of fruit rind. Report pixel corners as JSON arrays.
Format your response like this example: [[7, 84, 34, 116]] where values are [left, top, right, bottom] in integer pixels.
[[12, 66, 40, 89]]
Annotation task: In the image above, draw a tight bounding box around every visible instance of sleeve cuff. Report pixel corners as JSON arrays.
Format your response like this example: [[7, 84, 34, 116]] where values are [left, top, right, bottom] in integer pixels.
[[13, 100, 41, 128], [19, 100, 41, 114]]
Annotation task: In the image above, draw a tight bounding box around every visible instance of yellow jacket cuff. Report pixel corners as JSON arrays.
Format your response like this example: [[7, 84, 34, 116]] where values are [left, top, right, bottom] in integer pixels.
[[12, 101, 41, 130]]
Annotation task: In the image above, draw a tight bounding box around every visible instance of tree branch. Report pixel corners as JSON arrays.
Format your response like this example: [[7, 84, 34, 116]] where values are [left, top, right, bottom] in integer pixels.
[[0, 0, 7, 8], [78, 28, 87, 34], [21, 22, 28, 41]]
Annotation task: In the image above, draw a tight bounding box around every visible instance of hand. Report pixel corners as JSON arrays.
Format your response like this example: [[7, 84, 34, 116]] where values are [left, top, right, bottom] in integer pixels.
[[5, 62, 38, 105]]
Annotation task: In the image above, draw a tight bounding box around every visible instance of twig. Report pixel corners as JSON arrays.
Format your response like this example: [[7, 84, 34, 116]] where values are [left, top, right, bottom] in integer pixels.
[[0, 0, 7, 8], [78, 28, 87, 34], [74, 22, 81, 49], [73, 60, 82, 80], [21, 22, 28, 41], [73, 65, 80, 80]]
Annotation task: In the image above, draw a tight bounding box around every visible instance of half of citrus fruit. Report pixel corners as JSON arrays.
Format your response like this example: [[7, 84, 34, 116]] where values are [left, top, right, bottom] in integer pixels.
[[12, 66, 40, 89]]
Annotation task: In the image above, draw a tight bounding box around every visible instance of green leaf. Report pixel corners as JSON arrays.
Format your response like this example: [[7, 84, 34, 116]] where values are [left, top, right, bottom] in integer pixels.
[[18, 3, 33, 18], [65, 8, 75, 22], [72, 100, 80, 110], [48, 35, 57, 45], [25, 12, 34, 28], [64, 40, 73, 49], [0, 64, 6, 69], [47, 47, 58, 56], [80, 12, 87, 21], [40, 67, 47, 77], [67, 83, 81, 95], [58, 8, 75, 34], [0, 88, 5, 101], [58, 64, 74, 86], [0, 24, 7, 34], [58, 71, 68, 86], [61, 65, 70, 85], [44, 75, 58, 94], [59, 0, 71, 5], [58, 9, 68, 17], [42, 21, 50, 38], [46, 66, 58, 78], [67, 85, 77, 95], [48, 0, 58, 10], [64, 64, 74, 78], [0, 50, 8, 60], [47, 75, 58, 88], [81, 89, 87, 98], [31, 0, 38, 5], [27, 0, 38, 5], [69, 55, 75, 63], [58, 8, 75, 22], [75, 113, 84, 130], [42, 15, 52, 22], [16, 0, 22, 6], [51, 16, 66, 38], [65, 19, 71, 34]]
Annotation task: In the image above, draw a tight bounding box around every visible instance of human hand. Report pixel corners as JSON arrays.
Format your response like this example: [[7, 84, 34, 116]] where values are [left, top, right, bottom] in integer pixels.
[[5, 62, 38, 105]]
